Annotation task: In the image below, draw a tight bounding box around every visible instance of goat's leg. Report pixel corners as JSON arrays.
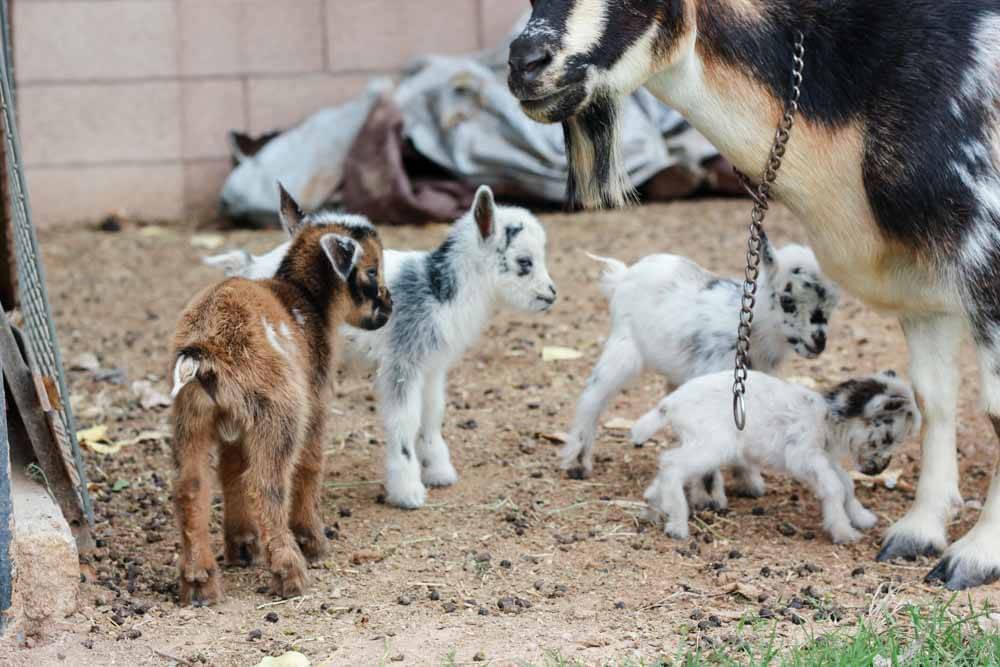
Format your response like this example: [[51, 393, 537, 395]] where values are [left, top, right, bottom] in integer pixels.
[[925, 340, 1000, 589], [219, 442, 261, 567], [243, 415, 308, 598], [289, 411, 329, 563], [380, 365, 427, 509], [790, 454, 861, 544], [686, 472, 728, 511], [417, 367, 457, 488], [730, 465, 767, 498], [562, 334, 643, 478], [173, 413, 223, 605], [646, 448, 719, 540], [878, 314, 963, 561], [834, 466, 878, 531]]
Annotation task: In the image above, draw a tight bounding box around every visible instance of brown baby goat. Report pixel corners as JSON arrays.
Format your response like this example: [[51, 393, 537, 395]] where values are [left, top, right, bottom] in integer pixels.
[[169, 185, 391, 605]]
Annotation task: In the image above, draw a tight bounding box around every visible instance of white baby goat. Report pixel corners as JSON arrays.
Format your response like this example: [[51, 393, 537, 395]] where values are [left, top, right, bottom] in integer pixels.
[[562, 237, 840, 496], [633, 370, 920, 544], [206, 186, 557, 509]]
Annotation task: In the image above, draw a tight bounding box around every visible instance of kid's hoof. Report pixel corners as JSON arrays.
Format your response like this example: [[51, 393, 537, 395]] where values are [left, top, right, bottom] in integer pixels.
[[925, 556, 1000, 590], [292, 526, 329, 563], [269, 543, 309, 598], [565, 466, 589, 480], [179, 564, 223, 606], [224, 532, 261, 567], [421, 461, 458, 488], [386, 480, 427, 509], [830, 526, 862, 545], [664, 523, 689, 541]]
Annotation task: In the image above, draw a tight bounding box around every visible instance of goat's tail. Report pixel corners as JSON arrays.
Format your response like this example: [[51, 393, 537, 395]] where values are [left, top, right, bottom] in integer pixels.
[[585, 252, 628, 300], [171, 347, 215, 399]]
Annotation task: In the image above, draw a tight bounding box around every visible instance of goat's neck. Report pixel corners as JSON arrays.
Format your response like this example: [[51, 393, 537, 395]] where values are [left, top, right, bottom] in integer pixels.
[[745, 274, 786, 371], [823, 412, 856, 460]]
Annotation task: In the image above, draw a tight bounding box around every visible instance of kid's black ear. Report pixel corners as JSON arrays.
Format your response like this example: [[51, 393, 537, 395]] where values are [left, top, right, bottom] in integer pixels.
[[319, 233, 362, 281], [759, 229, 775, 267], [277, 182, 306, 237], [472, 185, 496, 240]]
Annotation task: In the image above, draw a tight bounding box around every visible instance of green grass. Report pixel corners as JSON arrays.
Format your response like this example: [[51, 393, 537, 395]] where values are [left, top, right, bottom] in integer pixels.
[[508, 598, 1000, 667]]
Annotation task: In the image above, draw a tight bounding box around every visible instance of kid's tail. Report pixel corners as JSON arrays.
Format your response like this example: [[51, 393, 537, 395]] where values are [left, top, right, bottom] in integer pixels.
[[202, 249, 253, 277], [631, 400, 671, 445], [585, 252, 628, 300], [171, 348, 208, 398]]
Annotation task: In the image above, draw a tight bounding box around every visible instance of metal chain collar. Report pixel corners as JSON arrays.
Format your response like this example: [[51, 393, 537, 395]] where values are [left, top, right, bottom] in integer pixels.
[[732, 31, 806, 431]]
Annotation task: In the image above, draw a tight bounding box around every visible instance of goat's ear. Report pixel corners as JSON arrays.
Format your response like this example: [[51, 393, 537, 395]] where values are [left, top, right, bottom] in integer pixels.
[[759, 229, 775, 267], [319, 233, 362, 281], [472, 185, 496, 240], [277, 182, 306, 237]]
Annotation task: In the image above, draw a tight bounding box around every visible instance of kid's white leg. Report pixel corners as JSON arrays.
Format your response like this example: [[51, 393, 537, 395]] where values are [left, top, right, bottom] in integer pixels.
[[731, 465, 767, 498], [878, 315, 963, 561], [646, 448, 719, 540], [562, 333, 643, 477], [379, 366, 427, 509], [791, 454, 861, 544], [687, 472, 727, 511], [835, 466, 878, 531], [417, 367, 457, 488]]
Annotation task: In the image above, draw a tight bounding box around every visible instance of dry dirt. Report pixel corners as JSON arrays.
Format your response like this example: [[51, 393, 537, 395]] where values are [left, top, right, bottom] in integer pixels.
[[2, 199, 999, 666]]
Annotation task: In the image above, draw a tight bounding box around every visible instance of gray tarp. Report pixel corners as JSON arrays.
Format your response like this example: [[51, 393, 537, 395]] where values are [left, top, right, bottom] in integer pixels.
[[220, 17, 719, 223]]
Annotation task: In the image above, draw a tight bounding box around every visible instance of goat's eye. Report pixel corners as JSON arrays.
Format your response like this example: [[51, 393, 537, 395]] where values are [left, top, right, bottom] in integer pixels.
[[883, 400, 904, 412], [517, 257, 533, 275]]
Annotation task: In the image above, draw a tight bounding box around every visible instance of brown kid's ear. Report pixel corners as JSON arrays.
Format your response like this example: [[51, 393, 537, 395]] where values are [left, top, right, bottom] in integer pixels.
[[319, 233, 362, 281], [472, 185, 496, 240], [277, 182, 306, 237]]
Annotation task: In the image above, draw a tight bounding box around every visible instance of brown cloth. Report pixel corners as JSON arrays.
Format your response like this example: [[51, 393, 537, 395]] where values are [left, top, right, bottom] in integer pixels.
[[341, 95, 477, 225]]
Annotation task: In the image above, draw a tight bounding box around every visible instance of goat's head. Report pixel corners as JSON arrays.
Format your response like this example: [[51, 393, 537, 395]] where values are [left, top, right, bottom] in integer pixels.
[[764, 241, 840, 359], [469, 186, 558, 313], [508, 1, 692, 208], [825, 371, 921, 476], [277, 184, 392, 330]]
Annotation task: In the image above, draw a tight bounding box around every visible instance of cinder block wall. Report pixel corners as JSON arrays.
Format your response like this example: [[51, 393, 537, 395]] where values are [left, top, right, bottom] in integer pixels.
[[13, 0, 525, 226]]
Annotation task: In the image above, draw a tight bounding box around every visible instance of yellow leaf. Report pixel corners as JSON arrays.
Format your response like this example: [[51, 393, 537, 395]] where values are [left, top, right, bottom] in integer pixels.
[[542, 346, 583, 361], [603, 417, 635, 430], [190, 233, 225, 250]]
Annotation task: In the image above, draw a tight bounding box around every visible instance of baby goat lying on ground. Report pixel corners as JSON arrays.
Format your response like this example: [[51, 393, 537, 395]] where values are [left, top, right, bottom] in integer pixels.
[[170, 187, 391, 605], [206, 186, 557, 509], [634, 370, 920, 544], [562, 236, 840, 494]]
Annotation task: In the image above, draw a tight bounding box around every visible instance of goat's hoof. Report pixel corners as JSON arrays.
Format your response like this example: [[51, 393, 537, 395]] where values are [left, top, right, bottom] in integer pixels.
[[565, 466, 590, 481], [830, 526, 862, 545], [268, 542, 309, 598], [224, 532, 261, 567], [292, 526, 329, 563], [421, 461, 458, 488], [850, 508, 879, 531], [925, 532, 1000, 590], [385, 479, 427, 509], [179, 562, 223, 606], [664, 523, 689, 541]]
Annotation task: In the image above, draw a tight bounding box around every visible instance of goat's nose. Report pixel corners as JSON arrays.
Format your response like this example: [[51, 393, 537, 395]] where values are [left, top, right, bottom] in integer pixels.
[[509, 41, 553, 83], [813, 331, 827, 351], [548, 284, 557, 297]]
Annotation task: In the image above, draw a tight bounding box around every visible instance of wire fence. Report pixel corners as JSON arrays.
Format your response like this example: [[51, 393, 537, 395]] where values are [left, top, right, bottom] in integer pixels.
[[0, 3, 93, 525]]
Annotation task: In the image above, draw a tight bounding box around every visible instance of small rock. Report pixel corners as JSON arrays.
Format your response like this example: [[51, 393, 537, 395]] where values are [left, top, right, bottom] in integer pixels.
[[752, 506, 766, 516], [82, 640, 94, 650], [325, 527, 339, 540], [478, 607, 489, 616], [614, 601, 626, 609], [390, 655, 404, 662], [690, 608, 704, 620], [457, 419, 478, 430], [71, 353, 100, 372], [500, 560, 512, 569], [398, 595, 412, 606], [473, 652, 486, 662], [778, 522, 797, 537], [728, 550, 743, 560], [851, 567, 865, 578], [429, 590, 441, 601], [497, 596, 518, 613], [442, 602, 458, 613], [533, 580, 545, 591], [265, 612, 279, 623], [248, 629, 262, 641], [759, 607, 775, 619], [125, 629, 142, 640], [338, 507, 352, 518], [760, 566, 772, 578]]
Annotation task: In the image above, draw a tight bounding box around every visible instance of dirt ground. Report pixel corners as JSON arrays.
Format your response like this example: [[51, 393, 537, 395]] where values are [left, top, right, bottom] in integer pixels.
[[2, 199, 999, 666]]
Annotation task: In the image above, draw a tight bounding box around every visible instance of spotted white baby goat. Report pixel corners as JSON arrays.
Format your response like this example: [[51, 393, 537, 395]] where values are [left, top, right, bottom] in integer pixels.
[[634, 370, 920, 544], [562, 235, 839, 495], [206, 186, 557, 509]]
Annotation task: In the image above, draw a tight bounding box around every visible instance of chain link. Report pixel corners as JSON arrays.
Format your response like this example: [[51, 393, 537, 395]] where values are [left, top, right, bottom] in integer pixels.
[[732, 31, 805, 431]]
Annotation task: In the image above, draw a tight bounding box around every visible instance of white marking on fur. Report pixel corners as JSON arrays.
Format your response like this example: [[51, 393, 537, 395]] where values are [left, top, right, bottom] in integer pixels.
[[564, 0, 607, 55], [292, 308, 306, 326], [263, 317, 290, 360], [171, 354, 200, 398], [961, 14, 1000, 101], [308, 211, 375, 231]]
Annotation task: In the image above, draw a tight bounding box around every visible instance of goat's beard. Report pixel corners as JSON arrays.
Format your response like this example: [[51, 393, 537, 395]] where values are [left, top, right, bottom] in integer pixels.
[[561, 94, 637, 210]]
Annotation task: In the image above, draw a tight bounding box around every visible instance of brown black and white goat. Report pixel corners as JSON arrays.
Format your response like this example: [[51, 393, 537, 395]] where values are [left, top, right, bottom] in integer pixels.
[[508, 0, 1000, 590], [169, 186, 391, 605]]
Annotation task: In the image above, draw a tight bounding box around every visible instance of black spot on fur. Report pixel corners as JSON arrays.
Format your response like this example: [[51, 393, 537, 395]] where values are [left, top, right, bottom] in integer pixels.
[[401, 446, 412, 461], [426, 236, 458, 302], [504, 224, 523, 250], [826, 378, 887, 419], [702, 473, 716, 495], [779, 295, 797, 314], [810, 309, 828, 325]]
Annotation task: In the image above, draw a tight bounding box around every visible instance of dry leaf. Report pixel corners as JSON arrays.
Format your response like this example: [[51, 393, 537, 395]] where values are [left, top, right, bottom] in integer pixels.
[[542, 346, 583, 361], [726, 582, 762, 600], [603, 417, 635, 430], [190, 233, 225, 250], [138, 226, 173, 239], [255, 651, 310, 667], [850, 468, 911, 491], [118, 430, 169, 447], [351, 549, 383, 565], [78, 424, 110, 450], [537, 432, 568, 444]]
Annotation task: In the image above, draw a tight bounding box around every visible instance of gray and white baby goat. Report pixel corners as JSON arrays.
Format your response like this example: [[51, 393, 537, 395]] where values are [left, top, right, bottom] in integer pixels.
[[634, 370, 920, 544], [562, 236, 840, 494], [206, 187, 556, 509]]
